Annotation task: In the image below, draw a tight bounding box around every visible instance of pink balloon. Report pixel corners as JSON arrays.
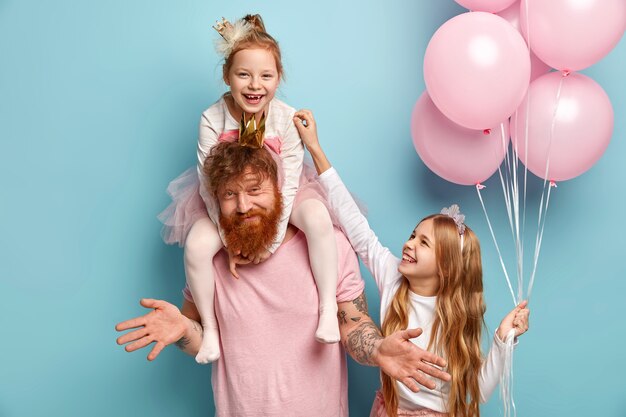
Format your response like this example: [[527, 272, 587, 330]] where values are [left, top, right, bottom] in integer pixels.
[[424, 12, 530, 130], [511, 72, 614, 181], [529, 52, 552, 82], [520, 0, 626, 71], [497, 1, 552, 81], [455, 0, 518, 13], [411, 92, 510, 186]]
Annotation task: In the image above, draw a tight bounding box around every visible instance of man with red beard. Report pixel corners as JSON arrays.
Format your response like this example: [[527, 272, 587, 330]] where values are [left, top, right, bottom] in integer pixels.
[[116, 142, 450, 417]]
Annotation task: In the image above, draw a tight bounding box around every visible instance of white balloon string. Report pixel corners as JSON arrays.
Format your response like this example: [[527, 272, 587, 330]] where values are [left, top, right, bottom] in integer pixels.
[[476, 185, 517, 305], [528, 179, 553, 299], [498, 3, 532, 417], [506, 121, 523, 302], [508, 137, 521, 277], [521, 85, 531, 300], [519, 0, 534, 304], [500, 122, 523, 302], [496, 132, 515, 241], [528, 74, 565, 301]]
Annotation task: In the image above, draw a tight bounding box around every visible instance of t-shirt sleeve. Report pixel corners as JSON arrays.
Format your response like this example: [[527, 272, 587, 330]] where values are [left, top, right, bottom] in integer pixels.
[[334, 228, 366, 303]]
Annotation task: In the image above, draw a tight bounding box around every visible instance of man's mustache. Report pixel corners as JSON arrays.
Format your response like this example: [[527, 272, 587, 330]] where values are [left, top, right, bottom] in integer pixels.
[[230, 209, 266, 224]]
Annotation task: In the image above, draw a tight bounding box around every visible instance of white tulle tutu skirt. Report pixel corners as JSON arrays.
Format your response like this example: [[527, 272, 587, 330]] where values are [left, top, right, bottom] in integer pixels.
[[157, 162, 358, 247]]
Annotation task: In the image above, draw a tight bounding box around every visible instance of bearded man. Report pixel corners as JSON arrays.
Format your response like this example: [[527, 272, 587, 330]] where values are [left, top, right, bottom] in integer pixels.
[[116, 142, 450, 417]]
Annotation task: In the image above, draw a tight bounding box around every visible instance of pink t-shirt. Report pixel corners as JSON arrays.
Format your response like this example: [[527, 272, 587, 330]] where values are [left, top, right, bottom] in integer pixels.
[[183, 228, 365, 417]]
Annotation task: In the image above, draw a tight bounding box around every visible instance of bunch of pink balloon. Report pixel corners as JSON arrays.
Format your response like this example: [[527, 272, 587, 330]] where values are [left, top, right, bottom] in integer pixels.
[[415, 8, 530, 185], [413, 0, 625, 184], [510, 0, 624, 181]]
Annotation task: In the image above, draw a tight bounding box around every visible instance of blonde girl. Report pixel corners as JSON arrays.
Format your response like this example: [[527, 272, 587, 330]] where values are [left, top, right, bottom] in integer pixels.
[[294, 110, 530, 417]]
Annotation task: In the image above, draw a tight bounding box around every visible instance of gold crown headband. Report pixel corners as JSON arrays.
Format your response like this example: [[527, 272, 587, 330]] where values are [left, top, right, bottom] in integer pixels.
[[238, 112, 266, 149], [212, 17, 253, 58]]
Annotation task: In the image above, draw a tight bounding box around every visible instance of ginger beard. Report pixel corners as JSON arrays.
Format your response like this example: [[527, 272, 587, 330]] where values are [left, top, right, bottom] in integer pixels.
[[219, 188, 283, 258]]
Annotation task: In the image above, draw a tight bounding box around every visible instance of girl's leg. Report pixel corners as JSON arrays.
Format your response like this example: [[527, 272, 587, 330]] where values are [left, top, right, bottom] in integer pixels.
[[290, 199, 339, 343], [184, 217, 224, 363]]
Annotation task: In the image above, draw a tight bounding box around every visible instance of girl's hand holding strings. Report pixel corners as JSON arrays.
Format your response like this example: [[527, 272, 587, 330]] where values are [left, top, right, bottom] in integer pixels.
[[496, 300, 530, 342]]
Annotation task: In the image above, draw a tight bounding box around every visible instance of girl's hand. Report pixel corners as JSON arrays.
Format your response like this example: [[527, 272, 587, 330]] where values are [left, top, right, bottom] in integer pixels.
[[293, 109, 332, 175], [227, 249, 249, 279], [247, 248, 271, 265], [496, 300, 530, 342], [227, 248, 271, 278], [293, 109, 320, 150]]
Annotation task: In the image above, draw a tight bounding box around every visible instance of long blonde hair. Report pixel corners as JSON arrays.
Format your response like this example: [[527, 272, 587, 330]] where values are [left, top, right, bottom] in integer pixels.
[[381, 214, 486, 417]]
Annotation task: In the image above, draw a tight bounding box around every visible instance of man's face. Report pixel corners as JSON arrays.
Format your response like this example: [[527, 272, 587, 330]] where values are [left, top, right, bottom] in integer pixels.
[[217, 167, 282, 257]]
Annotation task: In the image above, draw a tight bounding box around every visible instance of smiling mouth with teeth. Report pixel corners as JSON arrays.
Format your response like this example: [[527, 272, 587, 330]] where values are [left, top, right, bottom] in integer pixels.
[[244, 94, 263, 101], [402, 254, 416, 263]]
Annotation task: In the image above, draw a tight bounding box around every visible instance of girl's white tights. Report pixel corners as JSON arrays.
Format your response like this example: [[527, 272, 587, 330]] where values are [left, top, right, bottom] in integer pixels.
[[185, 198, 339, 365], [290, 199, 339, 343], [184, 217, 224, 364]]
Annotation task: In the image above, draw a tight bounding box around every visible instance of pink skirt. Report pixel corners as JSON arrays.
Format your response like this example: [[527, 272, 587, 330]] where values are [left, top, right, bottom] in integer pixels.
[[370, 391, 449, 417], [157, 162, 358, 247]]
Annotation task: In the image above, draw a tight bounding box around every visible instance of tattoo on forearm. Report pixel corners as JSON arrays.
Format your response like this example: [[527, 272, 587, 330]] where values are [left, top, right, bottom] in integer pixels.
[[175, 320, 202, 351], [338, 309, 362, 325], [191, 320, 202, 333], [345, 321, 383, 366], [175, 337, 190, 350], [352, 293, 369, 315], [338, 293, 370, 328], [338, 310, 347, 325]]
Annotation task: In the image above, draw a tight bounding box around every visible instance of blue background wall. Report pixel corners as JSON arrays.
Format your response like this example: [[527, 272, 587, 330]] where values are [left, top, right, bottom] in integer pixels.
[[1, 1, 624, 416]]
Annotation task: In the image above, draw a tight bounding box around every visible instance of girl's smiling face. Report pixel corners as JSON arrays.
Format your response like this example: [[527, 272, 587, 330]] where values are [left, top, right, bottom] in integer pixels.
[[224, 48, 280, 118], [398, 218, 440, 295]]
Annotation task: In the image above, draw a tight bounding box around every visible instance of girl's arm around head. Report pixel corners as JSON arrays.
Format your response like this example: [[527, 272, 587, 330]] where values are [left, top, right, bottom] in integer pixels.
[[294, 109, 400, 291]]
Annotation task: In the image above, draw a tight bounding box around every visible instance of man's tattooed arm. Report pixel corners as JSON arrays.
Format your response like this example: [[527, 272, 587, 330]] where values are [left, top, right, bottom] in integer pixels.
[[171, 299, 206, 357], [337, 292, 384, 367], [337, 293, 451, 392], [175, 318, 203, 355]]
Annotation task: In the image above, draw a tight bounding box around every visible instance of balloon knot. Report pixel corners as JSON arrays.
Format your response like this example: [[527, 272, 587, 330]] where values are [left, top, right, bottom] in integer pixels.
[[476, 183, 486, 190], [562, 70, 571, 77], [483, 129, 491, 135], [550, 180, 558, 188]]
